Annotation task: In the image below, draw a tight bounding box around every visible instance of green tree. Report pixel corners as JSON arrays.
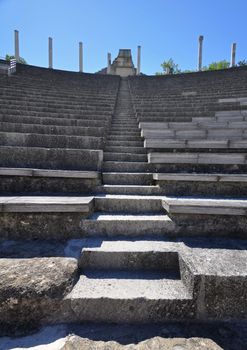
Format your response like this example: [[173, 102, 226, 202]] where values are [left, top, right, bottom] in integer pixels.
[[5, 54, 27, 64], [203, 60, 230, 71], [156, 58, 181, 75]]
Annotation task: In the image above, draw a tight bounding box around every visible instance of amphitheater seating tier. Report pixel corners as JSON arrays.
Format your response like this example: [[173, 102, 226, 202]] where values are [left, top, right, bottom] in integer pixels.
[[0, 64, 246, 335]]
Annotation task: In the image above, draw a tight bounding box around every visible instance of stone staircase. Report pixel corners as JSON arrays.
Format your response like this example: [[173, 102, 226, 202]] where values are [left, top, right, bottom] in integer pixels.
[[102, 77, 161, 194]]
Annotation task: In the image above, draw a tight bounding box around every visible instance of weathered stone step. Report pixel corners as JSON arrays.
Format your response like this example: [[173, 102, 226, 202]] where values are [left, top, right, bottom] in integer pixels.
[[94, 194, 164, 213], [106, 140, 143, 147], [103, 152, 147, 162], [0, 146, 103, 171], [107, 135, 142, 141], [0, 114, 108, 127], [162, 197, 247, 238], [0, 131, 103, 150], [101, 184, 163, 195], [0, 121, 105, 137], [80, 212, 174, 236], [102, 172, 153, 185], [109, 131, 141, 136], [65, 270, 192, 322], [79, 239, 179, 271], [104, 146, 146, 154], [103, 161, 150, 172]]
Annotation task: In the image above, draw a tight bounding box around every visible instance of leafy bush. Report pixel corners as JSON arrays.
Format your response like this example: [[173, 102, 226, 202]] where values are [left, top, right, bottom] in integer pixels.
[[5, 54, 27, 64]]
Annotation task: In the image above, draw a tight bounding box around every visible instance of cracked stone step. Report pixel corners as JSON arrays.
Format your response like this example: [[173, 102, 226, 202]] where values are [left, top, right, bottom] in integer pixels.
[[65, 270, 193, 323], [80, 212, 176, 236]]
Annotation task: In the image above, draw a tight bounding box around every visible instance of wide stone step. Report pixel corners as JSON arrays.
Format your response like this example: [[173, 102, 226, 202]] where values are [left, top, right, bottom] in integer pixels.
[[80, 212, 175, 236], [0, 121, 104, 137], [94, 194, 164, 213], [0, 132, 103, 150], [101, 184, 163, 195], [65, 270, 192, 322], [104, 146, 146, 154], [103, 161, 150, 172], [103, 172, 153, 185], [103, 152, 147, 162], [0, 114, 108, 127], [79, 238, 179, 271], [0, 146, 103, 171]]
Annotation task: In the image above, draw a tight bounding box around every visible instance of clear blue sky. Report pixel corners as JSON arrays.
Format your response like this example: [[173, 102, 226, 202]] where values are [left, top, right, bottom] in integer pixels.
[[0, 0, 246, 75]]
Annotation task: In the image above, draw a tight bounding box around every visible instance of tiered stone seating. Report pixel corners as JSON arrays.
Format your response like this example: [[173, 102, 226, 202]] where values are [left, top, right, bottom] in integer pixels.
[[0, 63, 120, 193], [0, 64, 246, 341]]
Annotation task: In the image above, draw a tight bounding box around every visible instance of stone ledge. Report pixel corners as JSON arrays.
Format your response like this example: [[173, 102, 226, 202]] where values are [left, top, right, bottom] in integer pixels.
[[0, 196, 93, 212], [162, 197, 247, 215], [154, 173, 247, 182], [0, 167, 99, 179]]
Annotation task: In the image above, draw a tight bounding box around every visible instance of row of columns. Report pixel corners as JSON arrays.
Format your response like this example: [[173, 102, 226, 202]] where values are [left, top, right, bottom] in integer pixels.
[[198, 35, 237, 71], [13, 30, 239, 73], [14, 30, 141, 74]]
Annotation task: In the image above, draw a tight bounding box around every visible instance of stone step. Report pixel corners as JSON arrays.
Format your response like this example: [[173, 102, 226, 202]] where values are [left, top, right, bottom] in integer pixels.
[[103, 152, 147, 162], [94, 195, 164, 213], [107, 135, 142, 141], [109, 132, 141, 137], [65, 270, 192, 322], [79, 238, 180, 271], [80, 212, 174, 236], [103, 172, 153, 185], [101, 184, 163, 195], [103, 161, 150, 172], [106, 140, 143, 147], [104, 146, 146, 154]]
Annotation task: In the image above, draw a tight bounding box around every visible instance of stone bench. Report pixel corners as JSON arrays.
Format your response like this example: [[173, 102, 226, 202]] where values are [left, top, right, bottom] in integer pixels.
[[0, 122, 105, 137], [0, 195, 94, 239], [0, 132, 103, 150], [144, 139, 247, 149], [218, 97, 247, 104], [153, 173, 247, 197], [162, 197, 247, 237], [0, 115, 108, 127], [0, 146, 103, 171], [148, 152, 247, 165], [0, 167, 100, 194], [148, 152, 247, 173]]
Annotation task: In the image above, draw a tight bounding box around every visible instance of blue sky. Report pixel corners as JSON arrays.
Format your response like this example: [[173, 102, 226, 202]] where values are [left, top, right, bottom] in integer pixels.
[[0, 0, 246, 75]]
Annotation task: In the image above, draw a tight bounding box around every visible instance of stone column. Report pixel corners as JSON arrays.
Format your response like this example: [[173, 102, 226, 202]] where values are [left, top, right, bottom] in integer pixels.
[[137, 45, 141, 75], [48, 37, 53, 69], [79, 42, 83, 72], [198, 35, 204, 71], [14, 30, 20, 62], [231, 43, 236, 67], [107, 52, 111, 74]]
